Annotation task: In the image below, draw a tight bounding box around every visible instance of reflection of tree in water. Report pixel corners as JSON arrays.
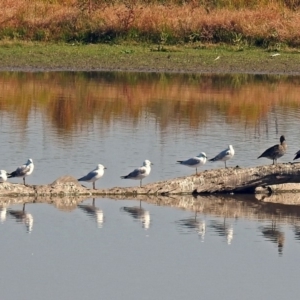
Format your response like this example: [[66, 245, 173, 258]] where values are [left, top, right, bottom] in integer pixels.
[[120, 201, 150, 230], [208, 219, 233, 245], [8, 203, 33, 233], [77, 198, 104, 228], [260, 221, 285, 256], [1, 72, 300, 134], [176, 211, 206, 241]]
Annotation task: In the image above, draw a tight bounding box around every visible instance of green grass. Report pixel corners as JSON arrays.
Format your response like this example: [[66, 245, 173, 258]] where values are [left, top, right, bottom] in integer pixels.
[[0, 41, 299, 74]]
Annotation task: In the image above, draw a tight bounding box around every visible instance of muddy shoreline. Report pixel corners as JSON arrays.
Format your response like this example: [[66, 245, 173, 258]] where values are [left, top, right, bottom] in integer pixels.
[[1, 43, 299, 75]]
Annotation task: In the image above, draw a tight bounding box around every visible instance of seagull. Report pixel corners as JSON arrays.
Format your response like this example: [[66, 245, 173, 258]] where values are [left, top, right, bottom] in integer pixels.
[[0, 170, 8, 183], [177, 152, 207, 175], [121, 160, 153, 187], [78, 164, 107, 189], [209, 145, 235, 168], [258, 135, 287, 165], [7, 158, 34, 185]]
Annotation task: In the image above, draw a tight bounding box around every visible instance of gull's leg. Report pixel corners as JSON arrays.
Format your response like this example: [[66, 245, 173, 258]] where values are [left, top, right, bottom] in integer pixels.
[[93, 182, 95, 189]]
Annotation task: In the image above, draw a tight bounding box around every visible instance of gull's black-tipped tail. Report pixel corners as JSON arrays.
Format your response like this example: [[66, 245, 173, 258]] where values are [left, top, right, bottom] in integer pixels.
[[121, 175, 128, 179], [209, 158, 216, 162], [294, 151, 300, 161], [7, 171, 17, 178], [177, 161, 183, 164]]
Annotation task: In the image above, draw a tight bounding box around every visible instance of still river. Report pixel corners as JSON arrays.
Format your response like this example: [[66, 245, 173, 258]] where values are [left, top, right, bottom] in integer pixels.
[[0, 72, 300, 299]]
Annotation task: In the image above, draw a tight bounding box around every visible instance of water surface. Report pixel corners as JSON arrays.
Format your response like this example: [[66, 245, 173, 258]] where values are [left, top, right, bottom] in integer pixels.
[[1, 196, 300, 300], [0, 72, 300, 187], [1, 72, 300, 299]]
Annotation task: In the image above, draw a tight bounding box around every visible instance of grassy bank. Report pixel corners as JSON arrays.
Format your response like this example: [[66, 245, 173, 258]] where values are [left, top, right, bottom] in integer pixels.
[[1, 0, 300, 47], [0, 42, 299, 74]]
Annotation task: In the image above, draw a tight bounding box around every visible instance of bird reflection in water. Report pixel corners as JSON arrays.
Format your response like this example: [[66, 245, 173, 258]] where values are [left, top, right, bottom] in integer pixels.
[[176, 211, 206, 241], [120, 201, 150, 230], [77, 199, 104, 228], [0, 206, 7, 223], [260, 221, 285, 256], [293, 224, 300, 242], [208, 219, 233, 245], [8, 203, 33, 233]]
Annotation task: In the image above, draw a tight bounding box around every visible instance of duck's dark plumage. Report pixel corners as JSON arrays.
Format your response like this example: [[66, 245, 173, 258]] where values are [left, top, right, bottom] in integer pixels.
[[258, 135, 287, 165]]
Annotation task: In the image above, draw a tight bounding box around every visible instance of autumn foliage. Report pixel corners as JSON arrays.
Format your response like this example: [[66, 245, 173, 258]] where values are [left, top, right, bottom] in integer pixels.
[[0, 0, 300, 46]]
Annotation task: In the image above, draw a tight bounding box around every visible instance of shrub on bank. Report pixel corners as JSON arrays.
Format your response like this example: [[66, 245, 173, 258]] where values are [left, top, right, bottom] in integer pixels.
[[0, 0, 299, 47]]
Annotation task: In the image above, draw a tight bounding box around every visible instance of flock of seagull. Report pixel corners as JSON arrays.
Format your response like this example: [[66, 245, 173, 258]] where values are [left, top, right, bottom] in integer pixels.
[[0, 135, 296, 189]]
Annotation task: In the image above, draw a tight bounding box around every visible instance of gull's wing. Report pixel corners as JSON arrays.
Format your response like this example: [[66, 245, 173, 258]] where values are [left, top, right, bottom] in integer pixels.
[[78, 170, 97, 181], [210, 148, 228, 161], [179, 157, 200, 166], [15, 164, 30, 176], [127, 167, 145, 178]]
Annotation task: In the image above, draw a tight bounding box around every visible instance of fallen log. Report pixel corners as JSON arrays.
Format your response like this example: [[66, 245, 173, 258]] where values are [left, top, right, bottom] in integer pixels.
[[1, 163, 300, 197], [97, 162, 300, 195]]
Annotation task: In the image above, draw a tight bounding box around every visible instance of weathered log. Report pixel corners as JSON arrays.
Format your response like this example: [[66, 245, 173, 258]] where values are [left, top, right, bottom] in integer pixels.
[[1, 163, 300, 197], [0, 176, 92, 197], [97, 162, 300, 195]]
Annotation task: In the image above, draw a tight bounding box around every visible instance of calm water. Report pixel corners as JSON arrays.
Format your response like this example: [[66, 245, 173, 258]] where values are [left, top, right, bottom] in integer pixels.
[[1, 72, 300, 299], [1, 196, 300, 300]]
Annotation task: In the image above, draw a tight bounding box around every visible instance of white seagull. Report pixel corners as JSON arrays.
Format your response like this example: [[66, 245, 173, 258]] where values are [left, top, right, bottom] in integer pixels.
[[209, 145, 235, 168], [177, 152, 207, 175], [8, 159, 34, 185], [78, 164, 107, 189], [121, 160, 153, 187], [0, 170, 8, 183]]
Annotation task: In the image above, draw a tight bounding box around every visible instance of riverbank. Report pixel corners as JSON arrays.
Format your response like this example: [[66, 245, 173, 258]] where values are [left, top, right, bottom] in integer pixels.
[[0, 42, 299, 74]]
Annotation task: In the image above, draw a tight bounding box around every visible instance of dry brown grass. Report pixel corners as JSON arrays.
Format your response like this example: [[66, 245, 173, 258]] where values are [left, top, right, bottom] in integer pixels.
[[0, 0, 299, 46]]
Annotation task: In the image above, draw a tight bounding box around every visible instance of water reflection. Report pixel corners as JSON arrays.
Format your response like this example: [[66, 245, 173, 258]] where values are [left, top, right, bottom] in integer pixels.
[[208, 219, 234, 245], [0, 206, 7, 223], [120, 200, 151, 230], [1, 71, 300, 188], [1, 72, 300, 133], [260, 221, 285, 256], [293, 225, 300, 241], [176, 212, 206, 240], [77, 198, 104, 228], [7, 203, 33, 233]]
